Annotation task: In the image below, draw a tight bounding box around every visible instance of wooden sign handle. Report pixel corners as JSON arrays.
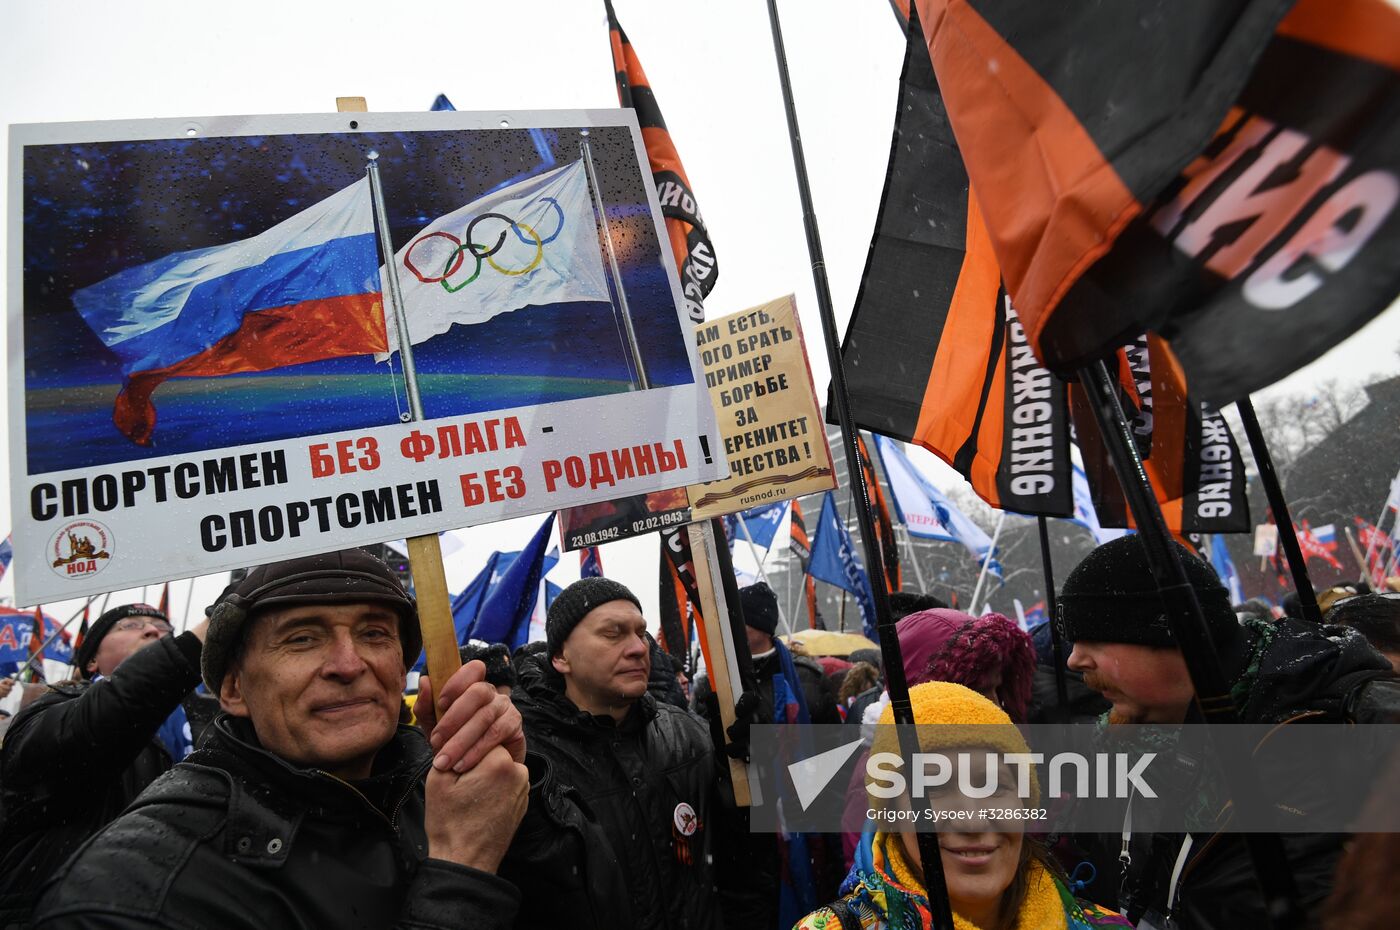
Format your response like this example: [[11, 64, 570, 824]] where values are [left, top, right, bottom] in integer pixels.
[[407, 533, 463, 703], [335, 95, 461, 703], [688, 522, 752, 805]]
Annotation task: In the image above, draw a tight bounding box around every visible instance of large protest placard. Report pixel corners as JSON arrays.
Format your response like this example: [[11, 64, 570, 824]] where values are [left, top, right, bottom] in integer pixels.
[[687, 295, 834, 518], [7, 110, 725, 605], [558, 294, 834, 549]]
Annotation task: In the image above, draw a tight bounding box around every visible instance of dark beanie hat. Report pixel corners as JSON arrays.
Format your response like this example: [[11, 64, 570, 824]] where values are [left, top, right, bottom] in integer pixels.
[[75, 603, 168, 679], [739, 582, 780, 636], [546, 577, 641, 657], [202, 549, 419, 693], [1058, 535, 1239, 649]]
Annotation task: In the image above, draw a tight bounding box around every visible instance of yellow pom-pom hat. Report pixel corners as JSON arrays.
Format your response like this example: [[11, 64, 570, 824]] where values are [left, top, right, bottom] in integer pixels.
[[870, 681, 1041, 808]]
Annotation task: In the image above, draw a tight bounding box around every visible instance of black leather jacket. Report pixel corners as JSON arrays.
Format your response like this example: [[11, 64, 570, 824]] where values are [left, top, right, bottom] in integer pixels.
[[507, 652, 723, 930], [33, 715, 519, 929], [0, 632, 203, 928]]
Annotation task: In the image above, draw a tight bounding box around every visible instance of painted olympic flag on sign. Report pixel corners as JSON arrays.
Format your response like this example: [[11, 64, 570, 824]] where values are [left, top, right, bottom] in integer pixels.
[[10, 111, 724, 606], [72, 179, 385, 446], [383, 160, 611, 356]]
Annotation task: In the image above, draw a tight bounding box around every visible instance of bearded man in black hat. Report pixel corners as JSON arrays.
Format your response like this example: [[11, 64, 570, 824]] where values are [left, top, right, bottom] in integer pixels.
[[1059, 535, 1397, 929], [0, 601, 205, 926], [36, 549, 528, 930]]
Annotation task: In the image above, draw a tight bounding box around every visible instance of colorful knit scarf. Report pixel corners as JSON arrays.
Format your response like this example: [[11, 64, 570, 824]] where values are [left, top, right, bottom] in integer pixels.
[[797, 832, 1129, 930]]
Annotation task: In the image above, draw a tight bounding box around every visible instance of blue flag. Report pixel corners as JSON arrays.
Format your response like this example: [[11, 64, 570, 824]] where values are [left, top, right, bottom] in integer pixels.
[[0, 535, 12, 584], [412, 541, 561, 671], [1069, 463, 1130, 546], [808, 492, 878, 641], [725, 502, 788, 551], [875, 436, 1003, 579], [469, 514, 558, 649], [452, 552, 505, 634], [0, 608, 73, 667], [1207, 535, 1244, 605]]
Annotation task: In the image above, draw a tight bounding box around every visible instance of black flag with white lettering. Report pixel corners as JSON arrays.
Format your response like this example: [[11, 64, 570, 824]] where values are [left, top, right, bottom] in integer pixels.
[[839, 2, 1073, 517], [1071, 334, 1251, 534]]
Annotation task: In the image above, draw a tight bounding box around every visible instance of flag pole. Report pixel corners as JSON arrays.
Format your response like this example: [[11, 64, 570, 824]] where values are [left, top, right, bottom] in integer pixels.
[[180, 577, 196, 633], [1234, 397, 1321, 622], [1080, 360, 1302, 927], [1361, 493, 1395, 586], [785, 544, 802, 625], [353, 100, 460, 700], [1036, 516, 1070, 713], [735, 515, 791, 634], [763, 1, 954, 923], [969, 511, 1006, 615], [12, 596, 100, 681], [1342, 525, 1371, 582], [580, 131, 650, 391], [901, 526, 927, 593], [366, 155, 424, 421]]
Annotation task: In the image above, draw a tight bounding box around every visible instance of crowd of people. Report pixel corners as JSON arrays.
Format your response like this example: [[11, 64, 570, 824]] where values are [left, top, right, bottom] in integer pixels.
[[0, 536, 1395, 929]]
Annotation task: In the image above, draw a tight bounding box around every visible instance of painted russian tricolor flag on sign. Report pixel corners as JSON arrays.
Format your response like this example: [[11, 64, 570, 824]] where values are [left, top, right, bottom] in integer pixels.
[[72, 179, 387, 445]]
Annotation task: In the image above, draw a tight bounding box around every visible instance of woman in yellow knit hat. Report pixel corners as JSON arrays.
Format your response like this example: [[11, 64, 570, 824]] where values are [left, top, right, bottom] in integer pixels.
[[794, 682, 1128, 930]]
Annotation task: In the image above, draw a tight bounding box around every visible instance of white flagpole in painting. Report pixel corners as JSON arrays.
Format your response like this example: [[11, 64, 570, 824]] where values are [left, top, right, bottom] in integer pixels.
[[367, 153, 424, 420], [580, 130, 650, 390]]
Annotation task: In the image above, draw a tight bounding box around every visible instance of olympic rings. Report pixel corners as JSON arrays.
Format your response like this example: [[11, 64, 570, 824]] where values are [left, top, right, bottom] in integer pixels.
[[438, 243, 485, 293], [404, 196, 561, 292], [486, 222, 542, 276], [464, 212, 515, 260], [512, 197, 563, 246], [404, 230, 465, 284]]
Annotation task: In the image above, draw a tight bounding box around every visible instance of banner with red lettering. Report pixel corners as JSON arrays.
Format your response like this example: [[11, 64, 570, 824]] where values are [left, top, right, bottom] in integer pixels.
[[7, 111, 725, 604]]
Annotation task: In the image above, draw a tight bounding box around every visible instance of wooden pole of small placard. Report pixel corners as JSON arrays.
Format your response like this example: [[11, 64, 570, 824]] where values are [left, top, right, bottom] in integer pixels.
[[336, 96, 462, 700], [687, 521, 752, 805]]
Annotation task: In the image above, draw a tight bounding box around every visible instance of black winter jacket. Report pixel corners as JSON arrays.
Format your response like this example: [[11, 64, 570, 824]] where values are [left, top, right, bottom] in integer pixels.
[[0, 632, 203, 928], [33, 715, 519, 929], [1110, 619, 1396, 930], [506, 653, 722, 930], [694, 645, 845, 927], [693, 648, 841, 726]]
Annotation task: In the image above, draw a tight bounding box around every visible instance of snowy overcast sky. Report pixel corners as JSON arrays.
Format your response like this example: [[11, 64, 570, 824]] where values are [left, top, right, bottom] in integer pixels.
[[2, 0, 1396, 631]]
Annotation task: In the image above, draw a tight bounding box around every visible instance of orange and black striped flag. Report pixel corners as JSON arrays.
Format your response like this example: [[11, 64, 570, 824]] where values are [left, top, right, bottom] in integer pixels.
[[856, 434, 902, 593], [911, 0, 1400, 405], [846, 4, 1252, 534], [789, 499, 822, 629], [602, 0, 724, 634], [658, 530, 707, 674], [73, 601, 91, 653], [605, 0, 716, 320], [657, 547, 692, 672], [1070, 334, 1250, 533], [22, 606, 45, 683], [158, 582, 170, 617], [841, 1, 1073, 518]]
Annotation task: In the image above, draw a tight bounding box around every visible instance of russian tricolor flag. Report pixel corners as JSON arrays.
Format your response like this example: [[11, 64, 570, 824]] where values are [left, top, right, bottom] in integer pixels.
[[72, 179, 387, 445]]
